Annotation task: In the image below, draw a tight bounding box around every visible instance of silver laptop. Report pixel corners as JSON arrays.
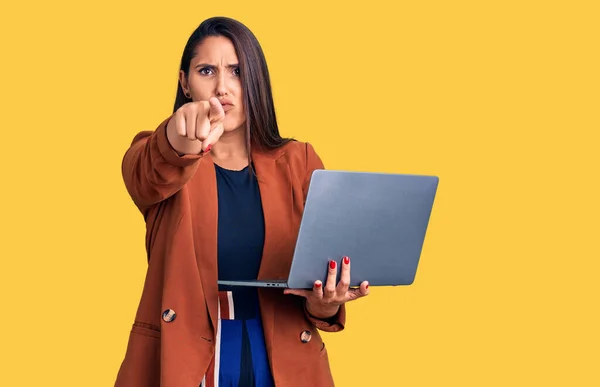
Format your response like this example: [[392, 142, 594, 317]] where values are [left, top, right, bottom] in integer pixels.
[[217, 170, 439, 289]]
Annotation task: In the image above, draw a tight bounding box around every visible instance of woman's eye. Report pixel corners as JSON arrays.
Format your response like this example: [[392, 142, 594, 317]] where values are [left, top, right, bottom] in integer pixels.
[[199, 68, 212, 75], [233, 68, 240, 76]]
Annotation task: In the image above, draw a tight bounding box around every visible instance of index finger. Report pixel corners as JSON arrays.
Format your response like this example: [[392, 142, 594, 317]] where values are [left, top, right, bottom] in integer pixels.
[[201, 123, 224, 152], [323, 260, 337, 299], [208, 97, 225, 122]]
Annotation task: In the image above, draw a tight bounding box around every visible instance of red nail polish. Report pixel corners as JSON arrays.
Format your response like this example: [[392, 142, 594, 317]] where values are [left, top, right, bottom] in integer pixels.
[[315, 282, 322, 288], [205, 144, 212, 153], [343, 256, 350, 265], [366, 284, 369, 289], [329, 260, 336, 270]]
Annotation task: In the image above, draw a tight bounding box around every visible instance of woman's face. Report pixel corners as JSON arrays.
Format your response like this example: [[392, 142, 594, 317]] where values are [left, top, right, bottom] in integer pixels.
[[180, 36, 246, 132]]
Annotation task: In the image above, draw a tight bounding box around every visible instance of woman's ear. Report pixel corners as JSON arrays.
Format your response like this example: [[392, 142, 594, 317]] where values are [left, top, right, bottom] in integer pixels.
[[179, 70, 190, 96]]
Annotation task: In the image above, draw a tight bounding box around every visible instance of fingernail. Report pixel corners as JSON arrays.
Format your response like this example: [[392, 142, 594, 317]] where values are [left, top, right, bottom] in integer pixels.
[[329, 260, 336, 270], [315, 282, 322, 288], [366, 283, 369, 289], [205, 144, 212, 152], [343, 256, 350, 265]]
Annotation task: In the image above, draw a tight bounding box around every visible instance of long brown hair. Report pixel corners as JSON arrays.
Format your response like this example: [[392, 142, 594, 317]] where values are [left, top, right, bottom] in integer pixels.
[[174, 17, 294, 161]]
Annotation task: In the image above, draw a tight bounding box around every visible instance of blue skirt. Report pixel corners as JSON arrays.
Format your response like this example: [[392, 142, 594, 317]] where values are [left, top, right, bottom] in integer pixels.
[[201, 289, 275, 387]]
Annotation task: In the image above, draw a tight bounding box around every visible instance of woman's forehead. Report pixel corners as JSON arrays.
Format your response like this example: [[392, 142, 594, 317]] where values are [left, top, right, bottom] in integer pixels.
[[193, 36, 239, 64]]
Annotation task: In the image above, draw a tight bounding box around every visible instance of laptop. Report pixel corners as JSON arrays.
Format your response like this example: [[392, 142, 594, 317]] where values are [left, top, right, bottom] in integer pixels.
[[217, 170, 439, 289]]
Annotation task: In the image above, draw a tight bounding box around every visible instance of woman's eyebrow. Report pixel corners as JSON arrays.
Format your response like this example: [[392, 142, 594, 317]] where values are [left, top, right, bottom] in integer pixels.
[[194, 63, 239, 69]]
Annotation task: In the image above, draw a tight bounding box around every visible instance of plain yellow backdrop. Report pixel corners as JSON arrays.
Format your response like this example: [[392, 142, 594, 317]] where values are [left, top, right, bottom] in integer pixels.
[[1, 0, 598, 386]]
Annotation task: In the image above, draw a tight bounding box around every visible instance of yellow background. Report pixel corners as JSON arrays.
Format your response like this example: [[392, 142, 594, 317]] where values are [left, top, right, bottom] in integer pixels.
[[1, 0, 598, 386]]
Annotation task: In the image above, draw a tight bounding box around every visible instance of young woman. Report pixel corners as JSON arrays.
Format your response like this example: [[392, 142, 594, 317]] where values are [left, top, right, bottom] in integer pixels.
[[115, 16, 369, 387]]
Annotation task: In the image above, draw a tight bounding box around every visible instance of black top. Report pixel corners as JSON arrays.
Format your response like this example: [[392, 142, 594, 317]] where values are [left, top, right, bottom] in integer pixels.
[[216, 164, 265, 283], [215, 163, 273, 387], [216, 163, 265, 318]]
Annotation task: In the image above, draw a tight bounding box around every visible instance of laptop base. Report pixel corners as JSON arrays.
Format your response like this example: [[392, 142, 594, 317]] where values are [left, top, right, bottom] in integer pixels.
[[217, 280, 289, 288]]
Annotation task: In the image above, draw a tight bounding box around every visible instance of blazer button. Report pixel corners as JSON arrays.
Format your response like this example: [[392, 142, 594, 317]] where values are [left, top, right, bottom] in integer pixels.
[[162, 309, 176, 323], [300, 330, 312, 343]]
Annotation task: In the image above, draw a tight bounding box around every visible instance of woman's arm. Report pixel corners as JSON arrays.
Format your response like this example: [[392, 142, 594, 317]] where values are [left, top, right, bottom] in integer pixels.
[[303, 298, 346, 332], [122, 99, 225, 214], [121, 115, 203, 213]]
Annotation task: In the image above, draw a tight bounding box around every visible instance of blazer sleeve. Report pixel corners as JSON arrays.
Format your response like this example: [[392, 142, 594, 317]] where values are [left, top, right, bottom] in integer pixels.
[[301, 142, 347, 332], [121, 115, 204, 213]]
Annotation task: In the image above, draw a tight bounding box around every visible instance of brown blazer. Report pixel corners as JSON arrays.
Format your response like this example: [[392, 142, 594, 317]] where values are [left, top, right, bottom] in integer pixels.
[[115, 117, 346, 387]]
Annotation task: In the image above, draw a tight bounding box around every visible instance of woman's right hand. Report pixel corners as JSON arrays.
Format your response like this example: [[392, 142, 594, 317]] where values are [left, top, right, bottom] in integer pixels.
[[166, 97, 226, 155]]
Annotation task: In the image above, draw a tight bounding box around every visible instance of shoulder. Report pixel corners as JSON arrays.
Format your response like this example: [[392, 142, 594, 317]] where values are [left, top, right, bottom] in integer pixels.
[[277, 140, 325, 187], [279, 140, 324, 170]]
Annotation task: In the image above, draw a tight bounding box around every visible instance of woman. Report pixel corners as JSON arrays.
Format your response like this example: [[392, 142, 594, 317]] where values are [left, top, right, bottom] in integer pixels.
[[115, 16, 369, 387]]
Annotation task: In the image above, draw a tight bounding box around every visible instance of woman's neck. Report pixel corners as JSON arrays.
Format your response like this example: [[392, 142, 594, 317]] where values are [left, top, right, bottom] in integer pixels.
[[210, 126, 249, 170]]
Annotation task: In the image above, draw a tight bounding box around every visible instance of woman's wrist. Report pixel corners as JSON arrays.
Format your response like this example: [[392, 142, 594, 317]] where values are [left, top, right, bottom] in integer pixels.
[[306, 301, 340, 320]]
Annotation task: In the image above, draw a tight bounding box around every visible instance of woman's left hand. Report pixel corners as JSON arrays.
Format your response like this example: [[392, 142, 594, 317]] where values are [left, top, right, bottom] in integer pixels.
[[284, 256, 369, 319]]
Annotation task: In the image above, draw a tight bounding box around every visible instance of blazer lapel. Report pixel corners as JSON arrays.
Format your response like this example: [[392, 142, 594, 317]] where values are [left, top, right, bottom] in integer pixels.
[[253, 148, 295, 281], [189, 156, 220, 334], [252, 146, 298, 358]]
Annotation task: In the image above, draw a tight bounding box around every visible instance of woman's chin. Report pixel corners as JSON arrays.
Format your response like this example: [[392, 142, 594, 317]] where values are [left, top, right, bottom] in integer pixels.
[[222, 120, 246, 133]]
